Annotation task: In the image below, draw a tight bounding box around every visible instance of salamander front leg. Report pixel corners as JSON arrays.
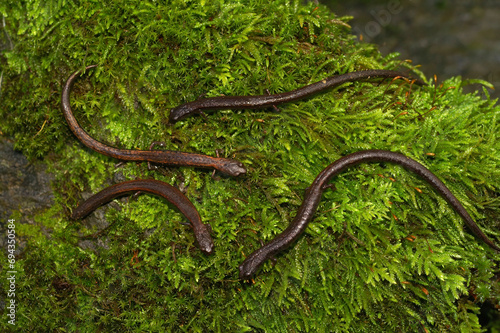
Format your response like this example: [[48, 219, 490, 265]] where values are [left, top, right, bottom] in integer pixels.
[[148, 141, 166, 170]]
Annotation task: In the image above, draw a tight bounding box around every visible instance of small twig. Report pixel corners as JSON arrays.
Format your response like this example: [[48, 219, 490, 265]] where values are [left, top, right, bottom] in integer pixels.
[[339, 222, 366, 247]]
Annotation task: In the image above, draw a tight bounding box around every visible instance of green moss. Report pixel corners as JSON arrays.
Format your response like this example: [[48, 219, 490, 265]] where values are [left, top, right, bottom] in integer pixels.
[[1, 0, 499, 331]]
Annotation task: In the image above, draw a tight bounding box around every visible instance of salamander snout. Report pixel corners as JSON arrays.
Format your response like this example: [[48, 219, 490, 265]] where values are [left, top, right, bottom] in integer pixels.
[[196, 226, 215, 255], [238, 261, 255, 280], [223, 160, 247, 177], [169, 105, 194, 123]]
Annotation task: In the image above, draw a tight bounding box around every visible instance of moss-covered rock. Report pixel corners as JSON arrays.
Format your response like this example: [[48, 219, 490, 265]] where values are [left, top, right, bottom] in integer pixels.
[[1, 0, 499, 331]]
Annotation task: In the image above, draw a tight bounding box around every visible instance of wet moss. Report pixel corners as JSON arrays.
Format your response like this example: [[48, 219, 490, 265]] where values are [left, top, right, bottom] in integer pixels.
[[1, 0, 499, 331]]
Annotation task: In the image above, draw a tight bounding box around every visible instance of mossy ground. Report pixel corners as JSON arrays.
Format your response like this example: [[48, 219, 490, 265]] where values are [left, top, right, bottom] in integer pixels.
[[1, 0, 499, 331]]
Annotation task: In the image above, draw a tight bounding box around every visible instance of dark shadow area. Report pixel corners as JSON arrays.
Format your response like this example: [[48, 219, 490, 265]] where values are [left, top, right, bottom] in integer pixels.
[[321, 0, 500, 100]]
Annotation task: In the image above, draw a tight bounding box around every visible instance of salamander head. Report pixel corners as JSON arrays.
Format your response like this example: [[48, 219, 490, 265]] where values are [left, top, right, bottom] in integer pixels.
[[220, 159, 247, 177], [238, 256, 261, 280], [196, 224, 215, 255], [169, 104, 198, 123]]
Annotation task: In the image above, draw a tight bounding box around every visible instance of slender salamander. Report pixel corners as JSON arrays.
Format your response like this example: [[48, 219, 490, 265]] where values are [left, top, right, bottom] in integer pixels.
[[169, 70, 421, 122], [62, 65, 246, 177], [72, 179, 214, 255], [239, 150, 500, 279]]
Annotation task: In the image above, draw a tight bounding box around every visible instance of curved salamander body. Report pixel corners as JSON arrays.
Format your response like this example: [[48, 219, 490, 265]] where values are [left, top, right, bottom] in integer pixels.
[[61, 65, 246, 177], [239, 150, 500, 279], [72, 179, 214, 255], [169, 70, 421, 122]]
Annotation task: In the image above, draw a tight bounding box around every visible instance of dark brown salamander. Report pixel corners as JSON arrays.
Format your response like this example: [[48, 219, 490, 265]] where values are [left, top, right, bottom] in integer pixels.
[[239, 150, 500, 279], [169, 70, 421, 122], [61, 65, 246, 177], [71, 179, 214, 255]]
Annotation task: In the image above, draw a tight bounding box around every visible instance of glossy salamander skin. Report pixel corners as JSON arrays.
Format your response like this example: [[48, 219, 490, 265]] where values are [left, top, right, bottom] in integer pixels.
[[239, 150, 500, 279], [61, 65, 246, 177], [71, 179, 214, 255], [169, 70, 421, 122]]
